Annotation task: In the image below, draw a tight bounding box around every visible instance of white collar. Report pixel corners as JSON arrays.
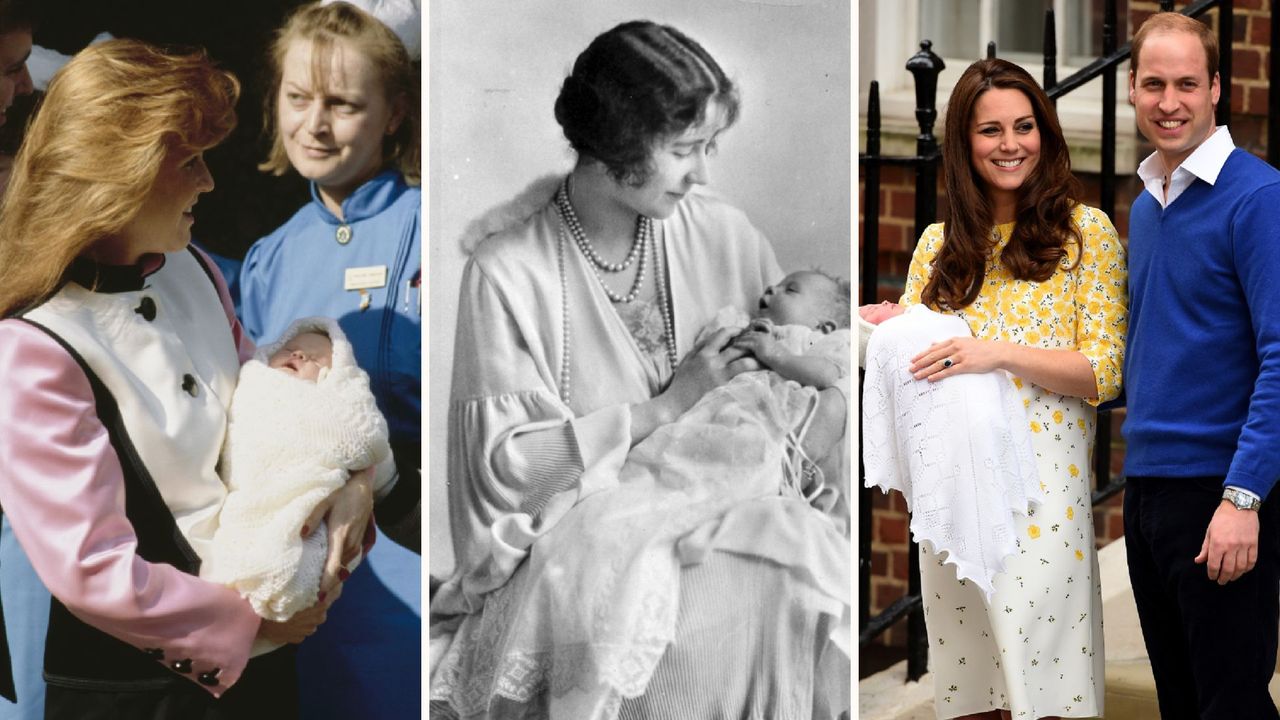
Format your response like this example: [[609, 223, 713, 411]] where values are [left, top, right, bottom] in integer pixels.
[[1137, 126, 1234, 187], [1137, 126, 1234, 207]]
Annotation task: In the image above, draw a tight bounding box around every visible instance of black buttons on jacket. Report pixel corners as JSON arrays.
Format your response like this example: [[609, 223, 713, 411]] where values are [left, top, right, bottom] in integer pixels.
[[197, 668, 221, 686], [134, 296, 157, 321], [170, 658, 192, 674], [142, 647, 164, 661], [182, 374, 198, 397]]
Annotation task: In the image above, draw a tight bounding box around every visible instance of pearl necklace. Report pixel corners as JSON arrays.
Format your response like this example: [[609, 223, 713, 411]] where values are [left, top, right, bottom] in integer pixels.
[[554, 198, 678, 405], [652, 224, 679, 370], [557, 176, 644, 273], [555, 179, 651, 304]]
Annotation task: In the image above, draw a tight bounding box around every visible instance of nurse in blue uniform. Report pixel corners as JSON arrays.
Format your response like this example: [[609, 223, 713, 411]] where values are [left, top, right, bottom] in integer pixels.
[[237, 3, 421, 718]]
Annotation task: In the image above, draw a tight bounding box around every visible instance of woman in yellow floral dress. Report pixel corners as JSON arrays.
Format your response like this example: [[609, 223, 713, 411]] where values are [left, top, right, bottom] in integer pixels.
[[899, 59, 1127, 720]]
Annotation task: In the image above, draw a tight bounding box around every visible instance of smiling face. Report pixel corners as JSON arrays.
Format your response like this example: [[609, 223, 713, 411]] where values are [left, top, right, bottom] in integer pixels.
[[968, 87, 1041, 221], [0, 28, 32, 129], [92, 149, 213, 265], [277, 37, 405, 213], [268, 331, 333, 381], [605, 101, 727, 220], [757, 271, 839, 328], [1129, 29, 1219, 173]]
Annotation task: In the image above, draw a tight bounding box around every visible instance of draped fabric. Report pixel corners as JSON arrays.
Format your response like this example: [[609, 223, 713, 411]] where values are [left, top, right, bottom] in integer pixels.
[[862, 305, 1042, 598], [431, 181, 850, 718]]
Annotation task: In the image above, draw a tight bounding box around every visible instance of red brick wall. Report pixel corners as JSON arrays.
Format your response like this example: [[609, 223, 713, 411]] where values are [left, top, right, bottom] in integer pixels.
[[860, 0, 1273, 648]]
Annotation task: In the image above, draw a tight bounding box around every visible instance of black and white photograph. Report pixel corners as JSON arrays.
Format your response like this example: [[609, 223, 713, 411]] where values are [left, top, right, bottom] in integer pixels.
[[428, 0, 853, 716]]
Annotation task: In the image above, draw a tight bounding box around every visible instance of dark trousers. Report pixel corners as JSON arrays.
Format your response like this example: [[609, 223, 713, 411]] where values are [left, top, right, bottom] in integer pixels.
[[1125, 476, 1280, 720], [43, 645, 298, 720]]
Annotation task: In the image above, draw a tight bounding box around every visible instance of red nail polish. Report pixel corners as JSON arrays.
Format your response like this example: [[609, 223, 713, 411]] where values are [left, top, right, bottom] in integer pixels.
[[318, 591, 326, 602], [338, 568, 351, 581], [300, 525, 309, 537]]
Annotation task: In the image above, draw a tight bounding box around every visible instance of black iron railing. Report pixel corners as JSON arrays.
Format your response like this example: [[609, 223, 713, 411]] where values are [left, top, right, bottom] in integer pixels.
[[859, 0, 1249, 683]]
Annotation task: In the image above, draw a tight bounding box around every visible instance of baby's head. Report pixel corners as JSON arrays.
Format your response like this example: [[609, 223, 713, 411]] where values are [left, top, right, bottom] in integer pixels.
[[859, 301, 905, 325], [756, 270, 851, 333], [268, 331, 333, 381]]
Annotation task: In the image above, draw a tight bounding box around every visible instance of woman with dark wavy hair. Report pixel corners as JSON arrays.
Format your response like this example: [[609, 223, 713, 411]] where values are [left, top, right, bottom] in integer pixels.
[[898, 58, 1127, 719], [430, 20, 850, 719]]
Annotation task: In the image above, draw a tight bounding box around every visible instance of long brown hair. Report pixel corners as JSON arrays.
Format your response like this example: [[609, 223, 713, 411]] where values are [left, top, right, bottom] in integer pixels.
[[0, 40, 238, 316], [922, 59, 1082, 311]]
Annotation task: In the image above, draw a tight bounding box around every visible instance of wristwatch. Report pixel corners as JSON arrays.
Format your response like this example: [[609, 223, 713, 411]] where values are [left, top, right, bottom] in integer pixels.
[[1223, 487, 1262, 511]]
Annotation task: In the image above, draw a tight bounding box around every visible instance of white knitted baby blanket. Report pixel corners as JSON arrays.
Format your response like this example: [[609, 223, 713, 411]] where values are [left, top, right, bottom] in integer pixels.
[[861, 305, 1042, 598], [203, 317, 391, 621]]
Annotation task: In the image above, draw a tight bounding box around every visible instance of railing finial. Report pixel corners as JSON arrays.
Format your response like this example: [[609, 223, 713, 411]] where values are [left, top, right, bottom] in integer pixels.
[[906, 40, 945, 144], [1043, 8, 1058, 94]]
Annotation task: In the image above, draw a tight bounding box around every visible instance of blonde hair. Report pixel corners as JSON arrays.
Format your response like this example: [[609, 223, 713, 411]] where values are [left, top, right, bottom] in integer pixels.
[[0, 39, 238, 317], [260, 1, 420, 185]]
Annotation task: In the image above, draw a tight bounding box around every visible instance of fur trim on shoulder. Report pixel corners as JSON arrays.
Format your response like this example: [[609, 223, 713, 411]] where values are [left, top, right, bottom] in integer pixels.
[[458, 173, 567, 255]]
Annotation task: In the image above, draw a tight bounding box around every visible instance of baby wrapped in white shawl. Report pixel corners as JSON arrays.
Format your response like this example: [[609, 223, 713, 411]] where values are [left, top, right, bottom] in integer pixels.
[[203, 317, 391, 622], [862, 304, 1042, 598]]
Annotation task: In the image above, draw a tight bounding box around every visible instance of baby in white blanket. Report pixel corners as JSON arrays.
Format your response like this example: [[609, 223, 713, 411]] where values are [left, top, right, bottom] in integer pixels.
[[203, 317, 391, 623], [861, 303, 1042, 598], [622, 270, 852, 512], [515, 275, 852, 688]]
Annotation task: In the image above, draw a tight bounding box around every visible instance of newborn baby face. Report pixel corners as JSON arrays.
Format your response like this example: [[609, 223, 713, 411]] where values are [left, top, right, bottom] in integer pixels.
[[756, 271, 838, 328], [268, 331, 333, 381], [859, 301, 904, 325]]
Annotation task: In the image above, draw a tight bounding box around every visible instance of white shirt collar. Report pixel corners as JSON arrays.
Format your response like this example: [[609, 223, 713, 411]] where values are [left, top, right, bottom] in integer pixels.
[[1136, 126, 1235, 208]]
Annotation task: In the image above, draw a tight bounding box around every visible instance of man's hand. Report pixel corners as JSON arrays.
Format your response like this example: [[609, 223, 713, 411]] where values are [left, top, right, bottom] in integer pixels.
[[1194, 501, 1260, 584]]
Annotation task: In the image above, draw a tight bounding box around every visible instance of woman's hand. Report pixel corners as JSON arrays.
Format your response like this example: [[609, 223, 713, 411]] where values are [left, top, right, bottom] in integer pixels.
[[909, 336, 1006, 381], [910, 335, 1099, 399], [302, 467, 376, 595], [664, 326, 758, 413], [732, 323, 782, 366], [631, 327, 758, 444], [256, 582, 343, 645]]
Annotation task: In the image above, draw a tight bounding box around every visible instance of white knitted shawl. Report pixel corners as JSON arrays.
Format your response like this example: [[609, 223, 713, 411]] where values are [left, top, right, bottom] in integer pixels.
[[861, 305, 1042, 598], [203, 317, 391, 621]]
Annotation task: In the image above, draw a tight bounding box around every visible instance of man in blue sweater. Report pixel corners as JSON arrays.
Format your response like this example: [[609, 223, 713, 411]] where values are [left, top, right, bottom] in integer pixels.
[[1124, 12, 1280, 719]]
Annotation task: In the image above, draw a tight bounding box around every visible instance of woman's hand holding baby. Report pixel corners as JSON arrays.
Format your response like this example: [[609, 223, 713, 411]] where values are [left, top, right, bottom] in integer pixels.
[[732, 321, 783, 367], [631, 327, 759, 444], [257, 581, 343, 644], [910, 336, 1006, 381], [302, 467, 376, 595], [665, 326, 759, 410], [910, 335, 1099, 398]]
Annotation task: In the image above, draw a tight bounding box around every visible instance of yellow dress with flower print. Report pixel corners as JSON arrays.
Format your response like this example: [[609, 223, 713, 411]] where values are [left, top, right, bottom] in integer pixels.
[[900, 204, 1127, 719]]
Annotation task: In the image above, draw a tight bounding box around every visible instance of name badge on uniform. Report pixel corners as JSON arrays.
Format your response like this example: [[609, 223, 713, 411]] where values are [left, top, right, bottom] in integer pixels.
[[344, 265, 388, 291]]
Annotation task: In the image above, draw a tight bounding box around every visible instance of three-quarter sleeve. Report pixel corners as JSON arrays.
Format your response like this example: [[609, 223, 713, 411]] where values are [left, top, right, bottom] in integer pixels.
[[0, 321, 261, 696], [1070, 206, 1128, 405]]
